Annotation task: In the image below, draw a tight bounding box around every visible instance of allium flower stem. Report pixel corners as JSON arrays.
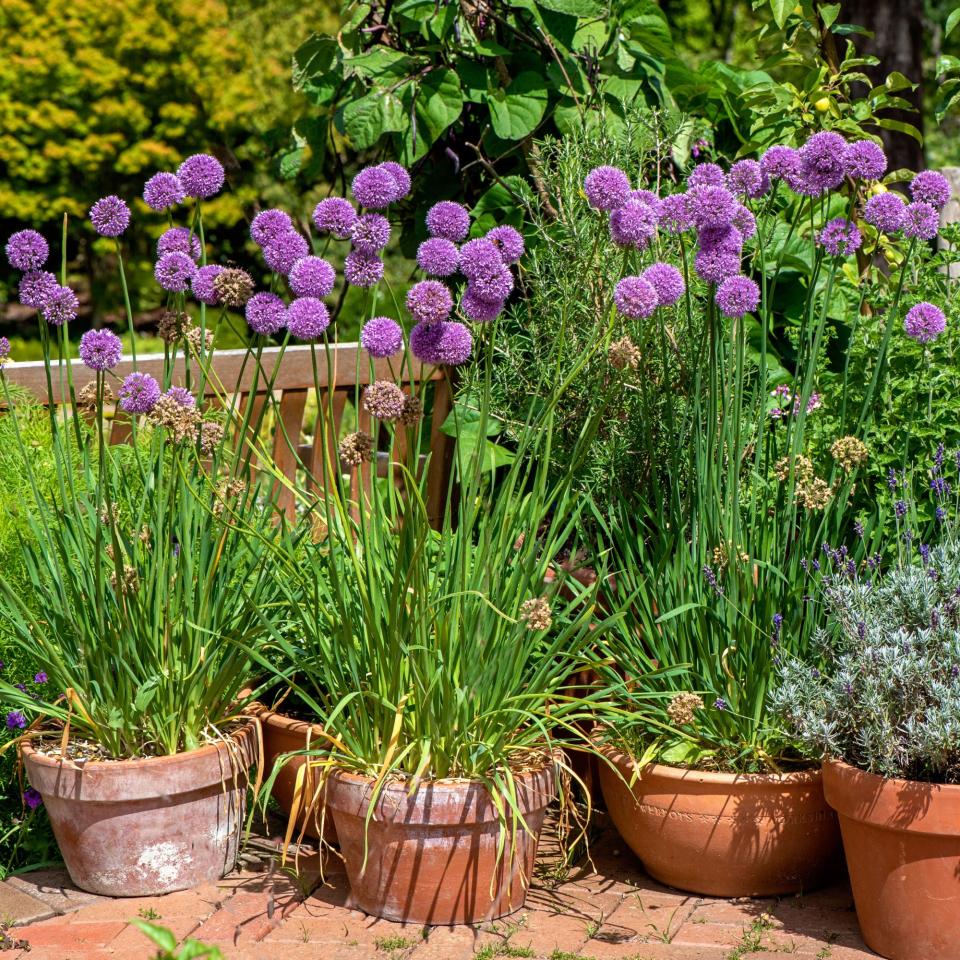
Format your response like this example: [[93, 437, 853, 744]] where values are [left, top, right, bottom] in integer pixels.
[[115, 242, 137, 367]]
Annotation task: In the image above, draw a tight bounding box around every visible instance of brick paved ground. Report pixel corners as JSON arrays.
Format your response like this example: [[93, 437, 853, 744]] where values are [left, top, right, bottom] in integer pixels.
[[0, 822, 875, 960]]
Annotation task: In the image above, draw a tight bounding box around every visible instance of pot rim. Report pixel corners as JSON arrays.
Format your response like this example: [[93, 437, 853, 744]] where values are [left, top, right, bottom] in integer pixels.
[[256, 707, 327, 739], [823, 757, 960, 793]]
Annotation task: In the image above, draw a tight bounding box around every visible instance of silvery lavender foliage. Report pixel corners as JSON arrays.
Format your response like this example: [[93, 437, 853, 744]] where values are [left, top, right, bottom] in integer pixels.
[[772, 529, 960, 783]]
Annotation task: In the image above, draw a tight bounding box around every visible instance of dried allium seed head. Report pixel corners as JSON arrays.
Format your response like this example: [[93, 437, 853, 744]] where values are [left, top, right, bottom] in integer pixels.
[[774, 454, 815, 484], [796, 477, 833, 511], [78, 381, 112, 410], [519, 597, 552, 631], [138, 526, 151, 545], [830, 435, 869, 472], [667, 692, 704, 726], [362, 380, 406, 422], [99, 503, 120, 525], [338, 431, 375, 467], [149, 395, 202, 444], [198, 420, 225, 455], [185, 325, 215, 354], [608, 336, 641, 370], [211, 267, 255, 307], [397, 394, 423, 426], [110, 564, 138, 595], [157, 310, 189, 344]]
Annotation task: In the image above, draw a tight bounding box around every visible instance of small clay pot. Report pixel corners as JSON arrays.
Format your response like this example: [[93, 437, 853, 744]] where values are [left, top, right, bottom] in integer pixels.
[[259, 709, 336, 842], [22, 723, 256, 897], [327, 759, 557, 924], [599, 746, 841, 896], [823, 759, 960, 960]]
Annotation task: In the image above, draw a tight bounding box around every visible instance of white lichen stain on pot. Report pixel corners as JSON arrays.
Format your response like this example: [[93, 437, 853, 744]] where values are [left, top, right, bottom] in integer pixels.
[[137, 841, 193, 888]]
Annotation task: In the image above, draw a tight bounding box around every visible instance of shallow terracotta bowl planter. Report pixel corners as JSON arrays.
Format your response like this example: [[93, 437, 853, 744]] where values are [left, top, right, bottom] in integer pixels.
[[599, 746, 841, 896], [22, 723, 257, 897], [326, 759, 556, 924], [823, 759, 960, 960]]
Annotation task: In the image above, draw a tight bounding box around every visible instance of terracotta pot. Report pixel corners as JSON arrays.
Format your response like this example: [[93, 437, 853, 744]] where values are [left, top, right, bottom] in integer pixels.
[[327, 759, 557, 924], [823, 759, 960, 960], [259, 709, 336, 842], [22, 723, 256, 897], [599, 747, 841, 896]]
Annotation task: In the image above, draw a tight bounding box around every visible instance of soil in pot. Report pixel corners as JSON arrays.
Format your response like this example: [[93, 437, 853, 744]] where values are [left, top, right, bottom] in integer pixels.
[[22, 723, 257, 897], [823, 759, 960, 960], [326, 759, 557, 925], [599, 746, 841, 897]]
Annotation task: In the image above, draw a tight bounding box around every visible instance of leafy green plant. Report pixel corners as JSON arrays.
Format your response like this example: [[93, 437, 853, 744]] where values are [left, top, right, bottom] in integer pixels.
[[133, 920, 224, 960]]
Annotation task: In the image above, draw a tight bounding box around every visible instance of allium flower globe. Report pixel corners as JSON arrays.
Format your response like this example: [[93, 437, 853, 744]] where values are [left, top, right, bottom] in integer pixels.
[[613, 276, 658, 319], [410, 320, 473, 366], [910, 171, 951, 209], [363, 380, 406, 421], [250, 209, 293, 247], [289, 256, 336, 299], [89, 196, 131, 237], [416, 237, 459, 277], [694, 247, 741, 284], [458, 237, 502, 281], [425, 201, 471, 242], [688, 185, 737, 230], [263, 232, 310, 275], [715, 275, 760, 318], [486, 225, 525, 264], [19, 271, 58, 309], [863, 192, 906, 233], [352, 165, 397, 209], [687, 162, 727, 189], [583, 165, 631, 211], [657, 193, 693, 233], [728, 159, 769, 199], [213, 268, 254, 307], [731, 205, 757, 239], [286, 297, 331, 340], [157, 227, 201, 260], [350, 213, 391, 255], [469, 268, 514, 303], [177, 154, 225, 199], [760, 145, 800, 181], [698, 224, 742, 255], [902, 201, 939, 240], [798, 131, 847, 193], [312, 197, 357, 239], [406, 280, 453, 325], [5, 230, 48, 270], [843, 140, 887, 180], [154, 252, 197, 292], [343, 251, 384, 288], [360, 316, 403, 358], [629, 188, 662, 213], [818, 217, 862, 257], [609, 200, 657, 249], [460, 287, 504, 323], [380, 161, 411, 201], [118, 372, 161, 414], [41, 285, 79, 326], [641, 263, 685, 306], [143, 172, 185, 212], [245, 292, 287, 335], [166, 386, 195, 408], [79, 329, 122, 371], [192, 265, 223, 305], [903, 302, 946, 343]]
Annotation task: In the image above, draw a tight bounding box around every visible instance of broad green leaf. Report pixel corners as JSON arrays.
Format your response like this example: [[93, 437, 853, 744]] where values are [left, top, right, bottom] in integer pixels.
[[414, 68, 463, 144], [769, 0, 792, 29], [292, 35, 339, 89], [874, 117, 923, 144], [819, 3, 840, 28], [277, 148, 304, 180], [132, 921, 177, 952], [947, 6, 960, 37], [346, 47, 418, 82], [485, 71, 549, 140], [536, 0, 605, 15], [339, 94, 387, 150]]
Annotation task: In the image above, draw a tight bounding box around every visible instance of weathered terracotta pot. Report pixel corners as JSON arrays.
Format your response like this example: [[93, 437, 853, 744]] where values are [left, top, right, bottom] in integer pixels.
[[327, 759, 557, 924], [599, 747, 841, 896], [823, 759, 960, 960], [22, 724, 256, 897], [259, 709, 336, 842]]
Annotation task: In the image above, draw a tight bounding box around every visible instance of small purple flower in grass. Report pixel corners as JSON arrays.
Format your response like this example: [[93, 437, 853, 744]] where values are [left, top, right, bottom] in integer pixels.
[[903, 302, 946, 343], [158, 227, 201, 261], [694, 248, 740, 284], [23, 788, 42, 811], [641, 263, 684, 307], [0, 338, 10, 366], [843, 140, 887, 181], [486, 225, 525, 264], [380, 161, 411, 201], [360, 317, 403, 358], [688, 163, 726, 189], [854, 520, 865, 538], [350, 213, 391, 255], [461, 287, 505, 323], [932, 476, 952, 497], [410, 320, 473, 366], [728, 159, 769, 199], [903, 201, 939, 240], [937, 506, 948, 523], [289, 256, 336, 299], [613, 276, 658, 319], [155, 252, 197, 292], [760, 146, 800, 182], [470, 268, 514, 303], [118, 372, 161, 414], [343, 251, 384, 288], [657, 193, 694, 233], [245, 292, 287, 335], [6, 711, 25, 729], [352, 165, 398, 209], [5, 230, 48, 270], [911, 171, 951, 209], [143, 172, 184, 212], [250, 209, 293, 247], [417, 238, 459, 277], [609, 200, 657, 249], [19, 271, 58, 309], [688, 185, 737, 230], [716, 275, 760, 318], [312, 197, 356, 239], [895, 499, 908, 519], [459, 238, 503, 281], [426, 201, 471, 242], [583, 166, 631, 211], [41, 286, 79, 326], [177, 154, 225, 199], [33, 672, 47, 684], [407, 280, 453, 325], [863, 192, 905, 233], [165, 386, 195, 408], [79, 329, 122, 371], [192, 265, 223, 305], [818, 218, 861, 257], [286, 297, 331, 340], [263, 232, 309, 275], [89, 196, 131, 237], [714, 697, 728, 711], [799, 131, 847, 193]]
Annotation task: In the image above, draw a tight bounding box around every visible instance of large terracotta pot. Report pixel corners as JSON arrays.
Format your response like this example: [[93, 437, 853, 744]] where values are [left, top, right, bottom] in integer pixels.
[[599, 747, 841, 896], [823, 759, 960, 960], [326, 758, 556, 924], [259, 709, 336, 842], [22, 723, 256, 897]]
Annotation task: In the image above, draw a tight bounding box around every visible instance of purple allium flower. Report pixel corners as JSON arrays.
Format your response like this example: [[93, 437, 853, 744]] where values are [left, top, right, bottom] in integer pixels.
[[698, 224, 743, 254], [895, 499, 908, 518], [157, 227, 201, 261], [460, 287, 505, 323], [5, 230, 48, 270], [760, 145, 800, 181], [863, 192, 906, 233], [903, 302, 946, 343], [343, 251, 384, 288], [469, 268, 514, 303], [250, 209, 293, 247], [350, 213, 391, 255], [18, 270, 58, 309], [613, 275, 658, 319], [360, 316, 403, 358], [426, 201, 471, 242], [118, 372, 161, 414], [407, 280, 453, 325], [688, 162, 727, 189], [89, 195, 131, 237], [6, 711, 25, 729], [458, 237, 503, 281], [143, 172, 184, 212], [843, 140, 887, 180], [583, 166, 631, 211], [903, 201, 939, 240], [165, 386, 195, 408], [728, 159, 769, 199], [409, 319, 473, 365], [656, 193, 694, 234], [713, 697, 728, 711], [289, 256, 336, 299], [629, 188, 661, 209], [694, 248, 741, 284], [192, 264, 223, 305], [911, 171, 951, 209], [33, 672, 47, 684], [41, 285, 79, 326], [286, 297, 331, 340], [486, 225, 525, 264], [799, 131, 847, 193], [177, 154, 225, 199], [609, 199, 657, 249], [416, 237, 459, 277], [0, 338, 10, 364], [732, 205, 756, 239], [818, 217, 862, 257], [79, 329, 122, 371], [380, 161, 411, 201], [312, 197, 357, 239], [641, 262, 685, 307], [688, 185, 737, 230], [263, 231, 310, 275], [352, 165, 398, 209], [245, 292, 287, 335], [716, 275, 760, 318], [23, 788, 42, 811], [154, 251, 197, 292]]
